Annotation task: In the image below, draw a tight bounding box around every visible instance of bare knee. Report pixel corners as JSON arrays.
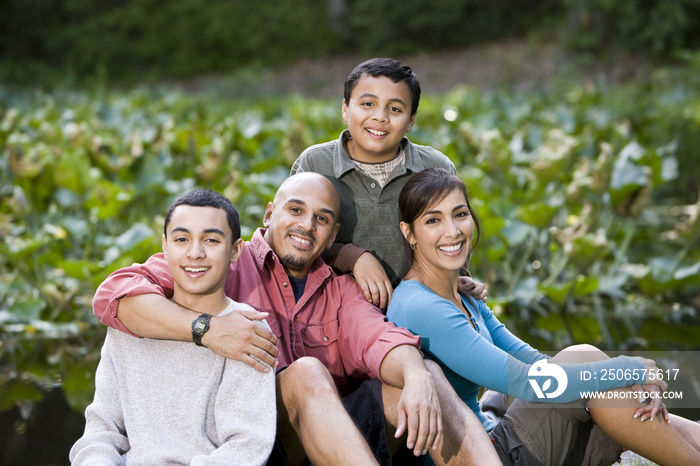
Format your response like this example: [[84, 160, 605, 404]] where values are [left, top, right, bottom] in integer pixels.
[[279, 357, 336, 396], [422, 360, 466, 412], [552, 344, 608, 364], [424, 359, 449, 387], [278, 357, 337, 420]]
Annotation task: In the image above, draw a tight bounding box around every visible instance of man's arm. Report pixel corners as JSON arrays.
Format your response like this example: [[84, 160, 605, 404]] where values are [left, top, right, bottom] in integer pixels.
[[117, 294, 278, 372], [93, 254, 279, 372], [380, 344, 443, 457]]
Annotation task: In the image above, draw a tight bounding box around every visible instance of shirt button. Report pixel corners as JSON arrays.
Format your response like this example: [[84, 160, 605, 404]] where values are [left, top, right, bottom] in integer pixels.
[[283, 282, 288, 287], [324, 336, 329, 341], [370, 182, 376, 188]]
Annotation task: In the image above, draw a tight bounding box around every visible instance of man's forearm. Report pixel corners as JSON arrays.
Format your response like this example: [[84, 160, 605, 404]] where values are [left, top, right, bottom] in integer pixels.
[[379, 344, 428, 388], [118, 294, 197, 341]]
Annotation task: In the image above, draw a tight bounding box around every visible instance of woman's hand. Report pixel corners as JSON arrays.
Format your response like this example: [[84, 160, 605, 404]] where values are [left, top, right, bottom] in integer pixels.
[[631, 384, 670, 423], [634, 357, 668, 391], [629, 357, 669, 422]]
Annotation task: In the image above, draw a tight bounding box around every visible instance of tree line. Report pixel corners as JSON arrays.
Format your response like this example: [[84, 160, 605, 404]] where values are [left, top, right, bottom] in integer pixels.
[[2, 0, 699, 86]]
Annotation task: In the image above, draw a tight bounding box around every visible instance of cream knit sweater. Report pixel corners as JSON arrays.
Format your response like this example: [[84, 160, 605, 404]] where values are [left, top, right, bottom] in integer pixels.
[[70, 299, 276, 465]]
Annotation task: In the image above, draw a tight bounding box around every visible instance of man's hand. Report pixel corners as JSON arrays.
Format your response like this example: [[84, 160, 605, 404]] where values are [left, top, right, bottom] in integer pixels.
[[395, 369, 443, 457], [353, 251, 393, 310], [203, 309, 279, 373], [458, 276, 488, 302], [381, 345, 443, 457]]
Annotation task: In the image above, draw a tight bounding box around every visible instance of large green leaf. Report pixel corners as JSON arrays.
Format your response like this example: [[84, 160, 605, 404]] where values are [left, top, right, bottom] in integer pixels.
[[0, 383, 43, 411], [62, 361, 98, 412]]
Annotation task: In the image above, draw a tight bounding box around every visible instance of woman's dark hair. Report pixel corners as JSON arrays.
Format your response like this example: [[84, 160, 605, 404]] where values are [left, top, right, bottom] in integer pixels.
[[398, 168, 480, 278], [343, 58, 421, 116], [164, 189, 241, 243]]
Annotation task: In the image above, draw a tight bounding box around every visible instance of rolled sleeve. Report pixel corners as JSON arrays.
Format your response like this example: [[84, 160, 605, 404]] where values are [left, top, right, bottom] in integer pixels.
[[337, 280, 420, 383], [92, 254, 174, 336]]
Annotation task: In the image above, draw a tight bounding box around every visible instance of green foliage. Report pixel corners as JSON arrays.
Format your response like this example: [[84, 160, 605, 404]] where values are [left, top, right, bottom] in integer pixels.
[[421, 80, 700, 351], [0, 0, 338, 84], [1, 61, 699, 415], [562, 0, 700, 54], [0, 0, 567, 86], [4, 0, 700, 87], [347, 0, 563, 55]]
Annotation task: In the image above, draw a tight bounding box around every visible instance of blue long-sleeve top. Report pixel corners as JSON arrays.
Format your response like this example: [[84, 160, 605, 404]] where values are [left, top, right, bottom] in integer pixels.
[[387, 280, 647, 431]]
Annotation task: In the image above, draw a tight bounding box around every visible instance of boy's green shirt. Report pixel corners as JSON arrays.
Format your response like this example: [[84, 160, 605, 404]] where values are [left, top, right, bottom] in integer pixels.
[[291, 129, 457, 287]]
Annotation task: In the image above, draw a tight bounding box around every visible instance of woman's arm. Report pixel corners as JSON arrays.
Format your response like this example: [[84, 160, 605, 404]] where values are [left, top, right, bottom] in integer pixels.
[[390, 287, 647, 403]]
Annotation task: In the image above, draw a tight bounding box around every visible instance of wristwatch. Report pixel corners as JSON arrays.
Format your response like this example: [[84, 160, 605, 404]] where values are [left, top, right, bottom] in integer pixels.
[[191, 313, 213, 347]]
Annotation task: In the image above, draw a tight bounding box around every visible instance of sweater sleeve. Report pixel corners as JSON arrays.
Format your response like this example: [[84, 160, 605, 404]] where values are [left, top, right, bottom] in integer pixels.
[[92, 253, 174, 336], [390, 285, 646, 403], [190, 359, 276, 466], [69, 333, 129, 465]]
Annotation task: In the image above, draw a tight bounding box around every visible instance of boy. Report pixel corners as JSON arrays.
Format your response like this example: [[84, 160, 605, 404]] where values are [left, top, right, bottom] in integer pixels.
[[70, 190, 276, 465], [291, 58, 485, 309]]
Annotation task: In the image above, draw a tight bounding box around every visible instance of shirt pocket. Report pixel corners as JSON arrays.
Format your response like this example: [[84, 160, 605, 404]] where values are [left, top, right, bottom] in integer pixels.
[[301, 319, 339, 347]]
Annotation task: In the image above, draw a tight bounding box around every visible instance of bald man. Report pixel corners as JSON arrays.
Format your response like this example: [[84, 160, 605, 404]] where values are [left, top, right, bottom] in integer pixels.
[[92, 173, 499, 465]]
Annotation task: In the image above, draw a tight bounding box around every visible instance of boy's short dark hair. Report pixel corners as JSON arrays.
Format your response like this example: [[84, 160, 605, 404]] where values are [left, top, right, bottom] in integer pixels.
[[343, 58, 421, 116], [164, 189, 241, 243]]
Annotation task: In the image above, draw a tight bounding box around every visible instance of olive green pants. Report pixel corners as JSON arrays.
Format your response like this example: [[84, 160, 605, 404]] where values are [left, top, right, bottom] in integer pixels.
[[489, 398, 623, 466]]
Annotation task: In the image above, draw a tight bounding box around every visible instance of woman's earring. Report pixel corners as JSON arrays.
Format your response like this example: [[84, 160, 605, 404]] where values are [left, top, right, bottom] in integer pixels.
[[410, 243, 416, 250]]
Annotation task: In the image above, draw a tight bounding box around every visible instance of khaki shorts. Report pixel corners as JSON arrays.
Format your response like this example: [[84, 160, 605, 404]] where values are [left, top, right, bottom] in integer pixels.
[[488, 398, 623, 466]]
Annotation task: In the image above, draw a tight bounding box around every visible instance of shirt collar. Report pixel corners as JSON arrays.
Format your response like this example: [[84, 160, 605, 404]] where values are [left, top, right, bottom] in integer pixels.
[[333, 129, 424, 178], [249, 228, 332, 279]]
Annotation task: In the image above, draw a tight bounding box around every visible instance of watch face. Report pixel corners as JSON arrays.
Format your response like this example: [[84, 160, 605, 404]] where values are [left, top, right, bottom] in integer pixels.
[[193, 315, 210, 335]]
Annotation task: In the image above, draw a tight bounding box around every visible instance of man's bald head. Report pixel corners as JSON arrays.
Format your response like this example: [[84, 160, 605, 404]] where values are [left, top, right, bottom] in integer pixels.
[[273, 172, 341, 222], [262, 172, 342, 278]]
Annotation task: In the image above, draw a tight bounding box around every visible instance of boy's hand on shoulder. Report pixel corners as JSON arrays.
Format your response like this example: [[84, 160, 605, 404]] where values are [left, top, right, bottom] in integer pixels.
[[353, 251, 393, 310], [203, 309, 279, 373], [458, 276, 488, 302]]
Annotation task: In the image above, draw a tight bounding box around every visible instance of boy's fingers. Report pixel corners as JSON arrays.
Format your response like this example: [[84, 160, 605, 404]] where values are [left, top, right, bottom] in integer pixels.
[[376, 282, 392, 310]]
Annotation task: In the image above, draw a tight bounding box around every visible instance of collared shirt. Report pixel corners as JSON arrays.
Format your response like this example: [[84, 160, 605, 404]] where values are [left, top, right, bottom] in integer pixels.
[[351, 148, 406, 187], [92, 228, 420, 395], [291, 130, 457, 287]]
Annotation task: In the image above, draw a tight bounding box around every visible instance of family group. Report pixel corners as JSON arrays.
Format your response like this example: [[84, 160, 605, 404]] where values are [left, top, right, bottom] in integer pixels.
[[70, 58, 700, 466]]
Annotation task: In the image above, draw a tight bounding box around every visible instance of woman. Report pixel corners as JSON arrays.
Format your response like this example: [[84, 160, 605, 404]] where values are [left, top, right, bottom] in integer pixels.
[[387, 168, 700, 465]]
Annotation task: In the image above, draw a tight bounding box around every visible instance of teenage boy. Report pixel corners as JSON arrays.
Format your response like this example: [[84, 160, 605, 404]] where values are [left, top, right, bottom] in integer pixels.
[[291, 58, 486, 310], [70, 190, 276, 466], [91, 173, 500, 465]]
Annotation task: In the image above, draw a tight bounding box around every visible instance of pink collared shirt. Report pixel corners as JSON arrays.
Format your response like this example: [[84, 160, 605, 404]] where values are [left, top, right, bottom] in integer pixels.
[[93, 228, 420, 394]]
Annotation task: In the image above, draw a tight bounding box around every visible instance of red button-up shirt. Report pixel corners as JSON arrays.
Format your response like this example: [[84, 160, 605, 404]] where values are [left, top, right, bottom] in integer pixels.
[[93, 228, 420, 395]]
